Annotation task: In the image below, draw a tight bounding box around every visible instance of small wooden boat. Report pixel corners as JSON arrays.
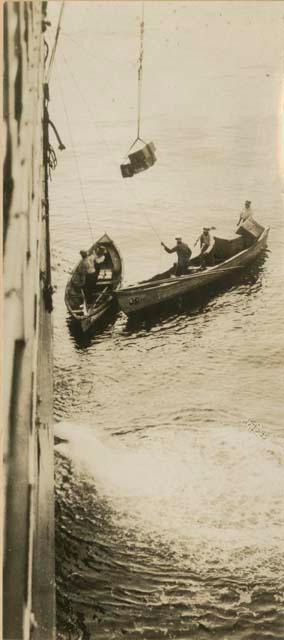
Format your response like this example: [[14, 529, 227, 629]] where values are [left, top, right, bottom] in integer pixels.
[[116, 222, 269, 316], [65, 233, 122, 333]]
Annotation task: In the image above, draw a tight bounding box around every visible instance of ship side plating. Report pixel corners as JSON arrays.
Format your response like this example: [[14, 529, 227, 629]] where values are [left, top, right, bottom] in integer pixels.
[[3, 2, 55, 638]]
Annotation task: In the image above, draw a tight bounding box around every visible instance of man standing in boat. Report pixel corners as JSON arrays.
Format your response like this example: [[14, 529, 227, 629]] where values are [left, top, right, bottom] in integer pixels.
[[84, 245, 107, 303], [71, 250, 90, 289], [237, 200, 253, 227], [194, 227, 215, 266], [161, 237, 192, 275]]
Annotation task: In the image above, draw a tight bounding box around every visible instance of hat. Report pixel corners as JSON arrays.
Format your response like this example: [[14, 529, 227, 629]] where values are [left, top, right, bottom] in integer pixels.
[[203, 227, 210, 231], [96, 244, 106, 254], [80, 250, 88, 258], [175, 236, 182, 241]]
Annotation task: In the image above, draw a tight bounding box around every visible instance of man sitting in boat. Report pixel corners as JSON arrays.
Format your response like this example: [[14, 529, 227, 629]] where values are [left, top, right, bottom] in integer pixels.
[[161, 237, 192, 276], [94, 244, 106, 267]]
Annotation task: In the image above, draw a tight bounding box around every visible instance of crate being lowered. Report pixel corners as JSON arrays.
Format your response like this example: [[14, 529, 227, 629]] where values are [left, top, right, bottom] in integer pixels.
[[120, 6, 157, 178], [120, 141, 157, 178]]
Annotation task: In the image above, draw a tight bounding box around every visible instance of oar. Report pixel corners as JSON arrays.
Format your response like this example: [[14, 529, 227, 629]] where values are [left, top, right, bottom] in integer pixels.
[[80, 289, 88, 315], [95, 285, 110, 306], [85, 286, 112, 319]]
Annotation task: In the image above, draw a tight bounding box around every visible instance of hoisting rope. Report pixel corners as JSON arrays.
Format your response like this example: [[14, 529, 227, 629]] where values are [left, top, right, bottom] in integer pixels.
[[47, 2, 65, 82], [137, 2, 144, 141], [57, 66, 95, 242], [127, 2, 146, 154]]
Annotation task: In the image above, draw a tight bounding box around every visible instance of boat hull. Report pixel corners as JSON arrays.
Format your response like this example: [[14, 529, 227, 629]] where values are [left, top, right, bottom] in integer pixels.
[[80, 295, 117, 333], [116, 228, 269, 315], [65, 234, 122, 334]]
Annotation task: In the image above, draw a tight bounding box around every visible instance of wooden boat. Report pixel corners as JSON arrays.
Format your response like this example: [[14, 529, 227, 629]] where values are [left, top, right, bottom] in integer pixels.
[[65, 233, 122, 333], [116, 222, 269, 316]]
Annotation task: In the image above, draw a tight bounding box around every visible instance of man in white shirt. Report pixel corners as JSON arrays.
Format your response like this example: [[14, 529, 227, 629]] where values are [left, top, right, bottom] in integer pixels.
[[237, 200, 253, 226], [194, 227, 215, 255]]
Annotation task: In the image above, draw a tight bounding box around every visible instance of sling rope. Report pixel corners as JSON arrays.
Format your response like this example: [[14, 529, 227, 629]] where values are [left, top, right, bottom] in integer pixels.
[[47, 2, 65, 82], [57, 67, 94, 242]]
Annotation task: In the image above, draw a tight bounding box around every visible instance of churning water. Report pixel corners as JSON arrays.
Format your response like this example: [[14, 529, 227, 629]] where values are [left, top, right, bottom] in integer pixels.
[[50, 2, 284, 638]]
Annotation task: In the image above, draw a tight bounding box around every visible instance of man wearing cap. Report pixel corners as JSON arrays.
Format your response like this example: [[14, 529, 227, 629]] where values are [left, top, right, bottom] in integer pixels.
[[71, 250, 90, 289], [237, 200, 253, 227], [161, 237, 192, 276], [193, 227, 215, 266], [195, 227, 215, 254], [82, 246, 106, 303]]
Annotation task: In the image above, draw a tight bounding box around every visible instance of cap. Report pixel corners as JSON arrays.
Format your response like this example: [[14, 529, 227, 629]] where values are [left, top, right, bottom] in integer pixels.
[[80, 250, 88, 258], [96, 245, 106, 255], [175, 236, 182, 241], [203, 227, 210, 231]]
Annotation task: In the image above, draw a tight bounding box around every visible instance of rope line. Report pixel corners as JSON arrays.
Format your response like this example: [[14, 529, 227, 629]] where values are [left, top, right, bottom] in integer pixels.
[[141, 211, 162, 242], [57, 63, 95, 242], [137, 2, 145, 140], [47, 2, 65, 82]]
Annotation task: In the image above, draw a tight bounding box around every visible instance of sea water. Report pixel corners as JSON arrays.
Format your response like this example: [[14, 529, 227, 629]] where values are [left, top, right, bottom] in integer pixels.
[[50, 2, 284, 638]]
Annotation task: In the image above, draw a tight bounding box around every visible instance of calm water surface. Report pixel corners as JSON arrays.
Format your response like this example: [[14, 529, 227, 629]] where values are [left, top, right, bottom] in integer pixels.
[[50, 3, 284, 638]]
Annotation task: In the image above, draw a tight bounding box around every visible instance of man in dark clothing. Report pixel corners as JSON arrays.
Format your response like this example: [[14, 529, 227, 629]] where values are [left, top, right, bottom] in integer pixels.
[[161, 237, 192, 275], [71, 250, 90, 288]]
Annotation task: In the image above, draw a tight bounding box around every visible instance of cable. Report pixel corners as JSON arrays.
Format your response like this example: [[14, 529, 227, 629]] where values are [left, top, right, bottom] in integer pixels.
[[57, 69, 95, 242], [137, 1, 145, 140]]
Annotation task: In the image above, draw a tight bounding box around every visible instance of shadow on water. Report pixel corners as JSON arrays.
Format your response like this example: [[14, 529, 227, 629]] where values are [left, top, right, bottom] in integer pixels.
[[124, 252, 269, 335], [66, 306, 119, 350]]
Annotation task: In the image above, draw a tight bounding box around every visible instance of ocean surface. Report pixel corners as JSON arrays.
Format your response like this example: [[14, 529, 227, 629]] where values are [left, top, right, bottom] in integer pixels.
[[49, 2, 284, 638]]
